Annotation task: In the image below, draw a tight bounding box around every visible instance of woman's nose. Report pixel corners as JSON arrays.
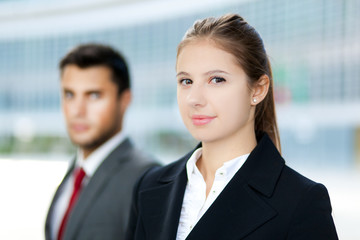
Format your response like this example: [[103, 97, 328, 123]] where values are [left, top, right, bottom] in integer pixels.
[[186, 84, 206, 107]]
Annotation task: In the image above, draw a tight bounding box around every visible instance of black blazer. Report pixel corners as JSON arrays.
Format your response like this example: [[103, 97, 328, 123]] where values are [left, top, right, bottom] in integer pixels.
[[126, 134, 338, 240]]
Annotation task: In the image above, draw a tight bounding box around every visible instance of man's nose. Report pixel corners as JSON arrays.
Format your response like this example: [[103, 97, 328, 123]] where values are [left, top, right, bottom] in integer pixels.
[[72, 97, 87, 117]]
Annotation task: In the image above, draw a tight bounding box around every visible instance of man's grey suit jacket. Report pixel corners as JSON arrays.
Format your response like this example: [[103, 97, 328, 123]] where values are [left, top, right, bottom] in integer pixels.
[[45, 138, 158, 240]]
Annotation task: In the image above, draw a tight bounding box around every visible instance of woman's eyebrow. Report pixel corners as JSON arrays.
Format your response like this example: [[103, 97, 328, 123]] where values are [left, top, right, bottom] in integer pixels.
[[176, 70, 229, 77], [176, 71, 190, 77], [204, 70, 230, 76]]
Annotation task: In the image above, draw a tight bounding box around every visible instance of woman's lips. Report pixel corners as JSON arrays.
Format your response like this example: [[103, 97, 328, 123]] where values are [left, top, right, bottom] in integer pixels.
[[191, 115, 216, 126]]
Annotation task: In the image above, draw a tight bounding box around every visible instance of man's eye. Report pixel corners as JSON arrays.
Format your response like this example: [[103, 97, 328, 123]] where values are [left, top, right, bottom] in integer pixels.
[[210, 77, 226, 84], [64, 92, 73, 99], [89, 92, 100, 99]]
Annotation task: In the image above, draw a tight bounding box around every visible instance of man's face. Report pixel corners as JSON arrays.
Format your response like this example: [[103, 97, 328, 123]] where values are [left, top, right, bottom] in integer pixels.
[[61, 64, 130, 156]]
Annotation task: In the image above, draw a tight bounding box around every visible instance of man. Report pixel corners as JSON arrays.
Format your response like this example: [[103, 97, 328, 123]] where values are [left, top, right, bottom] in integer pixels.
[[45, 43, 158, 240]]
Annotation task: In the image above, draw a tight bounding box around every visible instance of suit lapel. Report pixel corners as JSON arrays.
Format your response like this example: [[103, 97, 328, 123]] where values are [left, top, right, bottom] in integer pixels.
[[137, 133, 283, 240], [187, 133, 284, 240], [64, 139, 133, 239], [140, 153, 190, 240], [45, 160, 75, 239], [186, 170, 277, 240]]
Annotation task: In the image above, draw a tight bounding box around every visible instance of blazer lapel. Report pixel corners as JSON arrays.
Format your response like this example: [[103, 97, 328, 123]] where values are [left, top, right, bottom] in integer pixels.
[[140, 154, 190, 240], [187, 134, 284, 240], [186, 174, 277, 240], [45, 160, 75, 239], [64, 139, 134, 239]]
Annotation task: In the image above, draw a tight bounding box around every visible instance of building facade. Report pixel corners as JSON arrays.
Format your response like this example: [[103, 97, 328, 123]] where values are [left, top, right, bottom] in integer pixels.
[[0, 0, 359, 166]]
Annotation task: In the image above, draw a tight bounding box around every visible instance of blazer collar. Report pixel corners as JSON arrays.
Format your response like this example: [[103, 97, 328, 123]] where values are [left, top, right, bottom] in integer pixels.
[[187, 133, 284, 239], [158, 133, 284, 197], [157, 143, 200, 183], [237, 133, 284, 197], [140, 166, 188, 240], [143, 133, 284, 240]]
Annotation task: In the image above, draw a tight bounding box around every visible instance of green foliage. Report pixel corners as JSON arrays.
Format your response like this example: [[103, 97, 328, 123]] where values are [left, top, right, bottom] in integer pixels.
[[0, 135, 75, 155]]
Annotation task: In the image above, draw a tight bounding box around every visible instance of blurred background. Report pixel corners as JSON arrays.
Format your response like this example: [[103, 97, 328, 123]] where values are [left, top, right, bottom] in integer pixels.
[[0, 0, 359, 239]]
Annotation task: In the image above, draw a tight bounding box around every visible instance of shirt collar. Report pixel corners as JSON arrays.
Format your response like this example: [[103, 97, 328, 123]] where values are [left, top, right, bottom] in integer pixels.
[[185, 148, 203, 182], [76, 130, 126, 177], [220, 153, 250, 181], [185, 147, 250, 182]]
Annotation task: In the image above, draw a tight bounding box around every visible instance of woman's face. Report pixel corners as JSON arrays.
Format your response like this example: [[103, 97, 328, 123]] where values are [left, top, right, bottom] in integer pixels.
[[176, 40, 255, 144]]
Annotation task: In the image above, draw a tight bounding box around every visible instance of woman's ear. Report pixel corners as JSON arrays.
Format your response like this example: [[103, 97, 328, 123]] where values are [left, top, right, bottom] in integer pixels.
[[251, 75, 270, 105]]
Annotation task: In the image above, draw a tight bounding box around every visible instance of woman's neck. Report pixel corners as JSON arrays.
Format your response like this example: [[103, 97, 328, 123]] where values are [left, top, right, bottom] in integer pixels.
[[196, 130, 257, 197]]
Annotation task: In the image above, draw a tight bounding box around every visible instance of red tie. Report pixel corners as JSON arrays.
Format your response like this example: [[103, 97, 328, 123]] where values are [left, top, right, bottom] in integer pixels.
[[57, 167, 86, 240]]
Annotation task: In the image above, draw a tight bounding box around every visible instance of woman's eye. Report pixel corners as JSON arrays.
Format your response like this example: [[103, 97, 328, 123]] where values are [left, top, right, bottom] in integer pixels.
[[179, 79, 192, 85], [210, 77, 226, 84]]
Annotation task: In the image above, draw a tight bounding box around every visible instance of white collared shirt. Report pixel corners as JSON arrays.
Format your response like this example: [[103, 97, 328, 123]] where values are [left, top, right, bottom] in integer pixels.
[[50, 130, 127, 239], [176, 148, 249, 240]]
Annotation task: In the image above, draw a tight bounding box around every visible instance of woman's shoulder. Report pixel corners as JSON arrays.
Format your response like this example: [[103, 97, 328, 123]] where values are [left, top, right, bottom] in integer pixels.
[[281, 165, 322, 190], [277, 164, 331, 206]]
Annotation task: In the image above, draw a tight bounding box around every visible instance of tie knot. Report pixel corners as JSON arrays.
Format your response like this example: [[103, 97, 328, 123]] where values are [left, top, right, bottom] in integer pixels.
[[74, 167, 86, 189]]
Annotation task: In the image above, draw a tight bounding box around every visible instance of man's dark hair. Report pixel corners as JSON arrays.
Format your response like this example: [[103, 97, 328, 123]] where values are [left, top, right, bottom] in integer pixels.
[[60, 43, 130, 95]]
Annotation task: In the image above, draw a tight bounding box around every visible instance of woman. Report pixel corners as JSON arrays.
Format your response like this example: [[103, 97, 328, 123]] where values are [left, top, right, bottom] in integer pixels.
[[126, 14, 338, 240]]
